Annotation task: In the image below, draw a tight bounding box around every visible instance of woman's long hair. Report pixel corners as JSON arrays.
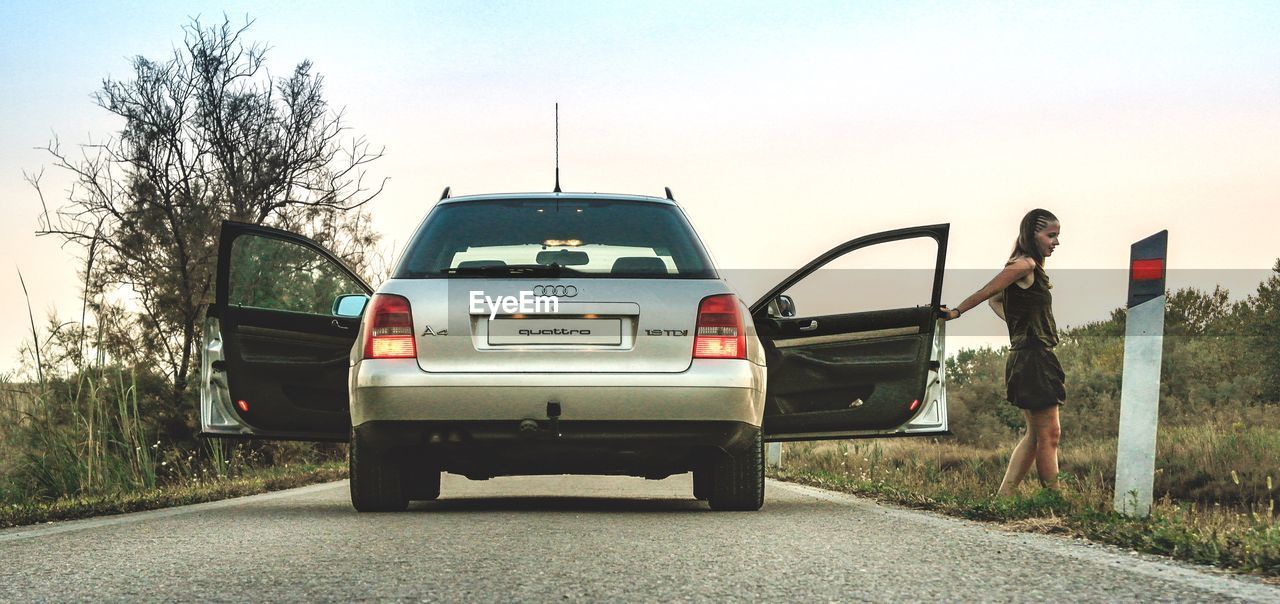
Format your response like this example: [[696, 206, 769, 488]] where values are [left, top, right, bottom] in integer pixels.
[[1009, 208, 1058, 286]]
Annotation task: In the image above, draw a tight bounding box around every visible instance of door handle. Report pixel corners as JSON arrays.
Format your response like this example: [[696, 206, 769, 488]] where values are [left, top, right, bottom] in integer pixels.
[[798, 320, 819, 331], [331, 319, 350, 331]]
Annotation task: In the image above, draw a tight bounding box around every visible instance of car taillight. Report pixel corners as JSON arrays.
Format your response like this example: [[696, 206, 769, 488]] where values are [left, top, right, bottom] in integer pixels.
[[363, 294, 416, 359], [693, 294, 746, 360]]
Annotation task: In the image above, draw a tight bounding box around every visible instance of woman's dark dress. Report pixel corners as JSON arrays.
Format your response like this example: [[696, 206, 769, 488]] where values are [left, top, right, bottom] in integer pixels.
[[1003, 267, 1066, 410]]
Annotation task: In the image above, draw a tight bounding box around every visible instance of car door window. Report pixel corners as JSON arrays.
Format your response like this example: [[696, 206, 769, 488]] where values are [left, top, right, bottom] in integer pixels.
[[229, 234, 366, 315], [776, 237, 938, 319]]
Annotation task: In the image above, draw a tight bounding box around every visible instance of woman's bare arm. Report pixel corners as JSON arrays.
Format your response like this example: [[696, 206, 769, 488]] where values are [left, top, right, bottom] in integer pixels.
[[945, 257, 1034, 319], [989, 290, 1007, 321]]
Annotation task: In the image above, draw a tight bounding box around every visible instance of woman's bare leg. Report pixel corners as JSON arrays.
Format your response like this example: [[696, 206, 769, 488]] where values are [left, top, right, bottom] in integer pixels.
[[1029, 405, 1062, 490], [997, 410, 1037, 497]]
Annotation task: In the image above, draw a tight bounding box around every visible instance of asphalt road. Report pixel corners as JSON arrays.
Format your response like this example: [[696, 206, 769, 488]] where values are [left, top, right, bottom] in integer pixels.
[[1, 475, 1276, 602]]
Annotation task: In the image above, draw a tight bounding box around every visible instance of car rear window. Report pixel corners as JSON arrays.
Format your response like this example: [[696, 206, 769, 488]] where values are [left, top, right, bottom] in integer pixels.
[[393, 199, 717, 279]]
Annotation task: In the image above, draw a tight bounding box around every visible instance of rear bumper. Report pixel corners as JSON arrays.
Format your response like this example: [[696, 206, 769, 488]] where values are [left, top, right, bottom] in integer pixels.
[[357, 419, 760, 448], [349, 358, 765, 426], [355, 419, 760, 478]]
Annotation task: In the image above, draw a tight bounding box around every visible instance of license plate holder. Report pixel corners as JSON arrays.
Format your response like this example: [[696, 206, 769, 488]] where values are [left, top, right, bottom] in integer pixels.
[[487, 318, 622, 345]]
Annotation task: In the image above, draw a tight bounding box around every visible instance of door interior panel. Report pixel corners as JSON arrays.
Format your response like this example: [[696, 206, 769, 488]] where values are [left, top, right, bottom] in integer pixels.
[[762, 306, 930, 337], [759, 306, 934, 434], [237, 325, 354, 364], [221, 306, 359, 433], [775, 335, 922, 371]]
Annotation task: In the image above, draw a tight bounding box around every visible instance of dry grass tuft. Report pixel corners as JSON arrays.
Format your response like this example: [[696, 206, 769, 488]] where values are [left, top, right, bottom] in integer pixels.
[[1002, 515, 1068, 534]]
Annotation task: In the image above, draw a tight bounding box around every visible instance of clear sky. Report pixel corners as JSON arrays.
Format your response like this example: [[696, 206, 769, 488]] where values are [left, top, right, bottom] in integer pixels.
[[1, 1, 1278, 374]]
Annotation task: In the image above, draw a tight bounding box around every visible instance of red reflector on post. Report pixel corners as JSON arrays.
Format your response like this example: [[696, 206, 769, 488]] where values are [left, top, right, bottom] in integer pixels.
[[363, 294, 417, 359], [693, 294, 746, 360], [1131, 259, 1164, 281], [236, 400, 249, 413], [908, 399, 920, 412]]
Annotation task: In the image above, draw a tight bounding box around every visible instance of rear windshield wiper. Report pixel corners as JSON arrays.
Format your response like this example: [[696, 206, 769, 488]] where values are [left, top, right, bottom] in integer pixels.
[[443, 263, 572, 277]]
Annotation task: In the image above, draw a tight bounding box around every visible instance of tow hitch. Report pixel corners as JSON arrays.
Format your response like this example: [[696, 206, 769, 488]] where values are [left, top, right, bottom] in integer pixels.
[[519, 400, 563, 439]]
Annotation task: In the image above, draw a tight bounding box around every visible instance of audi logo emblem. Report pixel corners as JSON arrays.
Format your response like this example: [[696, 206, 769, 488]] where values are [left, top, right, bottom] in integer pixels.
[[532, 285, 578, 297]]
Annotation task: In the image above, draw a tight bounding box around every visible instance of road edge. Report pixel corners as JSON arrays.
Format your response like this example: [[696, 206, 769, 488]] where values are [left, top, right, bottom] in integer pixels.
[[0, 479, 348, 543], [770, 479, 1280, 599]]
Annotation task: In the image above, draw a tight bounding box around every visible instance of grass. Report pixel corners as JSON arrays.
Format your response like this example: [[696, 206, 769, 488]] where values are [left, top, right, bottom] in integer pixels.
[[0, 461, 346, 529], [0, 368, 348, 528], [1, 369, 157, 501], [0, 367, 348, 530], [771, 432, 1280, 576]]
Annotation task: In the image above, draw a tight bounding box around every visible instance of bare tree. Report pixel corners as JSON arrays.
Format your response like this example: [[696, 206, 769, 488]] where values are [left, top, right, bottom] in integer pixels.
[[34, 15, 386, 420]]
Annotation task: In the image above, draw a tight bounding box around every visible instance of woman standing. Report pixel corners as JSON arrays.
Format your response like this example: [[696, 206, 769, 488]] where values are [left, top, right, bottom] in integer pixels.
[[943, 209, 1064, 496]]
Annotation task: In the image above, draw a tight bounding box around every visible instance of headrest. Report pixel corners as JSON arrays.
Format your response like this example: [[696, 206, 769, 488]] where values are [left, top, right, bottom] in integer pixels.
[[610, 256, 668, 275], [456, 260, 508, 269]]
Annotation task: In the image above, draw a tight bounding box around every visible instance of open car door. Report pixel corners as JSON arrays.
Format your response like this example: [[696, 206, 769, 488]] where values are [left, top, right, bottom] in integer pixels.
[[752, 224, 949, 441], [200, 221, 372, 442]]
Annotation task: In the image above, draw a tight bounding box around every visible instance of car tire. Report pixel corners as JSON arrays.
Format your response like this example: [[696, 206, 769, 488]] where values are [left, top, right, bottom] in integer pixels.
[[349, 427, 408, 512], [707, 428, 764, 511], [692, 467, 712, 501], [406, 459, 442, 501]]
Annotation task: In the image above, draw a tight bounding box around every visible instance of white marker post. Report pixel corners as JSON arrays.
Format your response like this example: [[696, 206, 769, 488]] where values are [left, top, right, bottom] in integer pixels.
[[1113, 230, 1168, 517], [766, 442, 782, 469]]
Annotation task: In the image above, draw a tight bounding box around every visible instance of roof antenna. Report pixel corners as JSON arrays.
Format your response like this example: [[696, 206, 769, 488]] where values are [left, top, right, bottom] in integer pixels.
[[553, 102, 562, 193]]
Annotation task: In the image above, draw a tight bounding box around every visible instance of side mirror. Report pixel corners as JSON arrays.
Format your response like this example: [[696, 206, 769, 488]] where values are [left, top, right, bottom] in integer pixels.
[[768, 294, 797, 318], [332, 294, 370, 318]]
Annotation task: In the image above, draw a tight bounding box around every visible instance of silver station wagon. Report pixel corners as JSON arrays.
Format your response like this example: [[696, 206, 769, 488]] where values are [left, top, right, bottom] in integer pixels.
[[201, 190, 950, 512]]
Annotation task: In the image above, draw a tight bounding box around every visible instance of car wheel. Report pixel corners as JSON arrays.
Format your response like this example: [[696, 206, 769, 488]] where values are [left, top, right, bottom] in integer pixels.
[[405, 457, 442, 501], [707, 428, 764, 511], [692, 467, 712, 501], [349, 427, 408, 512]]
